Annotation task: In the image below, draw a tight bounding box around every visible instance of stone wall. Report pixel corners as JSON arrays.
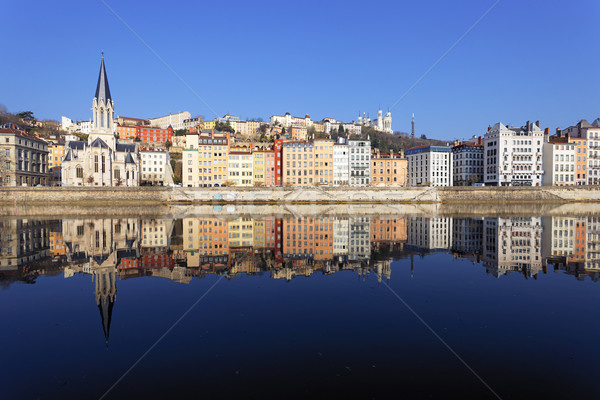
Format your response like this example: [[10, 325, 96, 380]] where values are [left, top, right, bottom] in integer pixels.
[[1, 186, 600, 206]]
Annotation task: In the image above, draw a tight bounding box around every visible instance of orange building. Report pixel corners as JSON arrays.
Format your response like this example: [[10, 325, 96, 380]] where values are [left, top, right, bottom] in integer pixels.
[[371, 150, 407, 186], [290, 126, 308, 141], [371, 217, 408, 243], [313, 138, 334, 185], [136, 125, 174, 143], [569, 136, 587, 185], [115, 124, 138, 140], [283, 216, 333, 260], [49, 231, 66, 256]]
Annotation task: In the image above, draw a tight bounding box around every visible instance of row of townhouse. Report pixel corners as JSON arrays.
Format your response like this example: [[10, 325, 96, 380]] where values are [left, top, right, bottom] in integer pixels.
[[405, 119, 600, 187], [181, 130, 404, 188]]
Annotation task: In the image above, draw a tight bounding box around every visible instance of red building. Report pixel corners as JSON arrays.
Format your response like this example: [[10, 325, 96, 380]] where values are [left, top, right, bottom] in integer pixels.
[[136, 125, 174, 143], [274, 139, 283, 186]]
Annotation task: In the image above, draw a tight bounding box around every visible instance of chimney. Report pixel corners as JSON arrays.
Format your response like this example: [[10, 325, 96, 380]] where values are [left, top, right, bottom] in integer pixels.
[[487, 125, 491, 132], [556, 128, 562, 137], [526, 120, 531, 131], [390, 149, 393, 158], [535, 120, 540, 128]]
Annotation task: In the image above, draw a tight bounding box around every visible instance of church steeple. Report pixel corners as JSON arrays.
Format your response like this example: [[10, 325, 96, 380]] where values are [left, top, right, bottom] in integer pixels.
[[92, 54, 115, 134], [95, 54, 112, 103]]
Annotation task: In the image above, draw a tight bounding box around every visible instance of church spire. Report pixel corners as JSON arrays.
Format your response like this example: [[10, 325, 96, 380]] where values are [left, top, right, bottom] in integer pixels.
[[95, 54, 112, 102]]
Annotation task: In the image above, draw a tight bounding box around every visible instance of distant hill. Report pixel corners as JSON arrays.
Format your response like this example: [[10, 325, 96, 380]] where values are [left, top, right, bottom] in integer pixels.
[[352, 126, 449, 154]]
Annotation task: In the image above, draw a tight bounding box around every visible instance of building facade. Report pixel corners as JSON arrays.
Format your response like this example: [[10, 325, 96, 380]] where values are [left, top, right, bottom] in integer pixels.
[[542, 139, 576, 186], [348, 138, 371, 186], [451, 140, 483, 186], [333, 141, 349, 186], [370, 150, 407, 186], [182, 130, 230, 187], [406, 145, 453, 187], [140, 148, 173, 186], [483, 121, 545, 187], [0, 127, 49, 186], [147, 111, 191, 130]]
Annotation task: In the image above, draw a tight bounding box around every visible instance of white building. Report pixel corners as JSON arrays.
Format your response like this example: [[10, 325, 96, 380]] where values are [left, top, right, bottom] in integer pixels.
[[270, 113, 313, 128], [61, 56, 140, 187], [347, 138, 371, 186], [542, 141, 576, 186], [405, 145, 453, 187], [357, 108, 392, 134], [333, 140, 349, 186], [140, 148, 173, 186], [148, 111, 191, 130], [324, 119, 362, 136], [483, 121, 545, 186]]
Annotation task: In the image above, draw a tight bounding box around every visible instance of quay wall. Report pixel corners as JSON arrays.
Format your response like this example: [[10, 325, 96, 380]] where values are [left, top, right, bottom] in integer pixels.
[[1, 186, 600, 206]]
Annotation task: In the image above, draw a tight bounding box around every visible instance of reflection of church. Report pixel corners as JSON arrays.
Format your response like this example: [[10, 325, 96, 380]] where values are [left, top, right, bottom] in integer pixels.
[[62, 218, 141, 344]]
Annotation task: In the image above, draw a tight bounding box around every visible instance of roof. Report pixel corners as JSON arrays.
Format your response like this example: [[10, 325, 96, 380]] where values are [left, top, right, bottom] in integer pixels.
[[67, 140, 87, 150], [95, 56, 112, 102], [90, 137, 109, 148], [116, 143, 137, 153], [125, 152, 136, 164], [63, 149, 72, 162]]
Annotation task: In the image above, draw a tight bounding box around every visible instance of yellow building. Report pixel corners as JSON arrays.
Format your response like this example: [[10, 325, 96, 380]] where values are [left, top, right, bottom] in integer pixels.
[[48, 142, 65, 185], [228, 217, 254, 248], [313, 138, 334, 185], [253, 150, 265, 186], [228, 147, 253, 186], [202, 120, 216, 130]]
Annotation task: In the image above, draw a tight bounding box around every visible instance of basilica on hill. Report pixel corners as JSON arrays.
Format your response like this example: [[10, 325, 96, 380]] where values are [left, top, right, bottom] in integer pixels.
[[61, 56, 140, 186]]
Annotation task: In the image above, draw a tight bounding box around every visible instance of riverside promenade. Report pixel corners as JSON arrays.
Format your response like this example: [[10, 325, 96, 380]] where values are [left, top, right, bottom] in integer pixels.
[[1, 186, 600, 206]]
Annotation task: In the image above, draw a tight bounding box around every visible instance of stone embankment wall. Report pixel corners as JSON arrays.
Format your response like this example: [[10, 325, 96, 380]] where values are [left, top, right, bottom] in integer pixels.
[[1, 186, 600, 206]]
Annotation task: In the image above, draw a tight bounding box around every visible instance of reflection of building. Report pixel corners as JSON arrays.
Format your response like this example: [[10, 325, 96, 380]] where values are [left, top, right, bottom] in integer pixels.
[[349, 217, 370, 260], [482, 217, 543, 278], [451, 218, 483, 255], [141, 219, 173, 249], [0, 219, 50, 269], [407, 217, 452, 251]]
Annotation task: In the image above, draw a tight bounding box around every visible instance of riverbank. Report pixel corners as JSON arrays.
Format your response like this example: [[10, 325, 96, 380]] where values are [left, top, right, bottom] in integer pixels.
[[1, 186, 600, 208]]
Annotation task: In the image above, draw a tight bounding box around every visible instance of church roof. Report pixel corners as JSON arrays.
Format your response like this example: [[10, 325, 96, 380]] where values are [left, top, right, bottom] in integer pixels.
[[63, 148, 72, 162], [116, 143, 136, 153], [67, 140, 86, 150], [125, 152, 136, 164], [95, 56, 112, 102], [90, 137, 109, 148]]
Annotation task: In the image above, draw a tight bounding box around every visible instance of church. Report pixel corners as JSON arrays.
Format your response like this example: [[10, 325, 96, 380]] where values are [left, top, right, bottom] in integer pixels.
[[62, 56, 140, 186]]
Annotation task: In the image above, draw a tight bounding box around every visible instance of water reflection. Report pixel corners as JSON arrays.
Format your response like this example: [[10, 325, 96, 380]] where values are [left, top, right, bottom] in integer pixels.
[[2, 214, 600, 344]]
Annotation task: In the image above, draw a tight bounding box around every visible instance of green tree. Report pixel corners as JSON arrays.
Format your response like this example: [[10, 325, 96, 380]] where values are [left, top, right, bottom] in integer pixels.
[[215, 121, 235, 133], [174, 129, 187, 136], [338, 124, 345, 134], [165, 140, 172, 149], [17, 111, 36, 125]]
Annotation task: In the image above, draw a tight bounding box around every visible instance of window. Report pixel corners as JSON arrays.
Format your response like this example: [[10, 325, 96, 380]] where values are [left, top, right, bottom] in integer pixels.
[[76, 167, 83, 178]]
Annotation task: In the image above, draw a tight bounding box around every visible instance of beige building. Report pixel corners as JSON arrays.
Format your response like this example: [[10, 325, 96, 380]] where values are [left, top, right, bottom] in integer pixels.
[[228, 147, 253, 186], [253, 149, 266, 186], [283, 141, 314, 186], [182, 130, 230, 187], [314, 138, 334, 185], [0, 126, 49, 186]]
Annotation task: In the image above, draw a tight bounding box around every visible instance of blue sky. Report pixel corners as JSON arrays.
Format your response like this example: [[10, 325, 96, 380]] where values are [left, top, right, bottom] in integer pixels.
[[1, 0, 599, 140]]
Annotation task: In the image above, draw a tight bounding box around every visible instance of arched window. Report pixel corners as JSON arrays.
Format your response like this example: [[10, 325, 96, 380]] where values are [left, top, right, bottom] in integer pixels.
[[94, 155, 98, 172], [76, 166, 83, 178]]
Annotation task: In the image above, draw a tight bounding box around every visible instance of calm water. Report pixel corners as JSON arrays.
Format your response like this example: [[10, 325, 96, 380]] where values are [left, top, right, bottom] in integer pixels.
[[1, 212, 599, 399]]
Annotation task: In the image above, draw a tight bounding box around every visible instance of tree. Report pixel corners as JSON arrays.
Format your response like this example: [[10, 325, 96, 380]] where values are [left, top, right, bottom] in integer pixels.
[[165, 140, 172, 149], [0, 150, 10, 186], [338, 124, 345, 134], [114, 177, 124, 186], [214, 121, 235, 134], [281, 127, 286, 135], [420, 134, 427, 140], [174, 129, 187, 136], [86, 175, 95, 184], [134, 136, 141, 142], [16, 111, 36, 126]]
